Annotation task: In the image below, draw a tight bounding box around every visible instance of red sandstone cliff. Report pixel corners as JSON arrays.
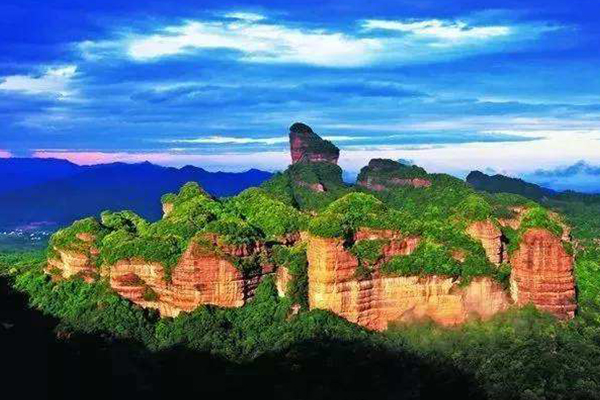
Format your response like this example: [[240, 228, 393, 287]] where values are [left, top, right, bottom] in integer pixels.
[[162, 201, 174, 218], [46, 233, 99, 282], [47, 222, 577, 326], [357, 176, 432, 191], [49, 234, 282, 317], [289, 122, 339, 164], [307, 234, 510, 330], [107, 241, 260, 317], [510, 228, 576, 319], [466, 220, 505, 265]]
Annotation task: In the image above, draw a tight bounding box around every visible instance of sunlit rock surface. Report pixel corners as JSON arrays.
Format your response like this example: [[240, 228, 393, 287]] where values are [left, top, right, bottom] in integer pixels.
[[510, 228, 576, 319], [307, 234, 510, 331]]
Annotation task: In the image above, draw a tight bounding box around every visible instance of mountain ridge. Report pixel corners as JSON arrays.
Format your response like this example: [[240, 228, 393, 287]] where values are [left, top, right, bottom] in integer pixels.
[[0, 159, 272, 228], [44, 122, 577, 330]]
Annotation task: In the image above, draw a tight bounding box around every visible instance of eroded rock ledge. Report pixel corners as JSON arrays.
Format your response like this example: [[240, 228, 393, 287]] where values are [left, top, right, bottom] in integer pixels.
[[307, 232, 511, 330], [49, 234, 277, 318]]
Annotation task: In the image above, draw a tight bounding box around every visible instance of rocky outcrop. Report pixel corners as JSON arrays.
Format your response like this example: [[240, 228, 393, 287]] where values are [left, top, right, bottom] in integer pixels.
[[497, 207, 527, 230], [354, 228, 421, 258], [510, 228, 576, 319], [466, 220, 505, 265], [307, 234, 510, 330], [162, 202, 174, 218], [276, 266, 292, 297], [357, 176, 431, 191], [289, 122, 339, 164], [295, 180, 325, 192], [46, 233, 99, 282], [107, 240, 270, 317], [48, 233, 274, 317], [356, 159, 431, 191]]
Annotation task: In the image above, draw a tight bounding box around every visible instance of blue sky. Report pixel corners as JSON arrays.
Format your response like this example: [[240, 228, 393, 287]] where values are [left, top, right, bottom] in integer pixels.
[[1, 0, 600, 189]]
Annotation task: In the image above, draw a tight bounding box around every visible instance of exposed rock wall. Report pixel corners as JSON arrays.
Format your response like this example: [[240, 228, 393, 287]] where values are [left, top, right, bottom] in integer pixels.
[[162, 202, 174, 218], [109, 241, 271, 317], [276, 266, 292, 297], [510, 228, 576, 319], [357, 176, 431, 191], [47, 249, 98, 282], [49, 236, 273, 317], [307, 235, 510, 330], [46, 233, 99, 282], [356, 159, 432, 191], [289, 122, 339, 164], [466, 220, 505, 265], [497, 207, 526, 230]]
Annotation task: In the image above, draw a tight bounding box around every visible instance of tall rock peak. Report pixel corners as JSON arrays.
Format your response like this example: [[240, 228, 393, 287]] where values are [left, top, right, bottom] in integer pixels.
[[289, 122, 340, 164]]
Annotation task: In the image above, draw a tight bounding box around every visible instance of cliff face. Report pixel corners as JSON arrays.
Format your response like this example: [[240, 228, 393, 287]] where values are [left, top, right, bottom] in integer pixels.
[[357, 176, 432, 191], [50, 234, 279, 317], [46, 233, 99, 282], [498, 206, 527, 230], [510, 228, 576, 319], [162, 201, 174, 218], [466, 220, 505, 265], [307, 234, 510, 330], [108, 241, 261, 317], [289, 122, 340, 164]]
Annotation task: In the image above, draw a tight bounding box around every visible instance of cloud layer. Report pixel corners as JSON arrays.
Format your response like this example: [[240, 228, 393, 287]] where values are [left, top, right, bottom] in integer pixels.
[[1, 0, 600, 185]]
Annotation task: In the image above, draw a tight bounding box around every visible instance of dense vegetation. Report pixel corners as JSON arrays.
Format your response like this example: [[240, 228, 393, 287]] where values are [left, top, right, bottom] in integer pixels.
[[467, 169, 600, 241], [307, 186, 504, 284], [261, 161, 350, 210], [6, 157, 600, 398], [466, 170, 555, 201], [45, 160, 572, 286], [48, 182, 308, 279], [4, 246, 600, 399]]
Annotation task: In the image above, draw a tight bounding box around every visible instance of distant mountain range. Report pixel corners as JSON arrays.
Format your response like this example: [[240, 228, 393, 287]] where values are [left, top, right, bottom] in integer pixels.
[[466, 170, 556, 201], [0, 158, 272, 229], [467, 170, 600, 204]]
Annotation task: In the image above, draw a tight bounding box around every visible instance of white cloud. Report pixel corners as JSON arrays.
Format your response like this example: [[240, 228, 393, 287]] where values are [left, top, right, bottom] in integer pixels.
[[167, 135, 368, 145], [127, 19, 381, 67], [363, 19, 511, 42], [0, 65, 77, 97], [76, 12, 563, 67], [224, 12, 266, 22], [170, 136, 288, 145]]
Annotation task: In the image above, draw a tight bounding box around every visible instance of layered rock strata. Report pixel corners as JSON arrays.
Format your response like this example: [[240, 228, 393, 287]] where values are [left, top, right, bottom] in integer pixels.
[[46, 233, 99, 282], [50, 236, 280, 318], [289, 122, 340, 164], [510, 228, 576, 319], [307, 234, 510, 331], [466, 220, 505, 265]]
